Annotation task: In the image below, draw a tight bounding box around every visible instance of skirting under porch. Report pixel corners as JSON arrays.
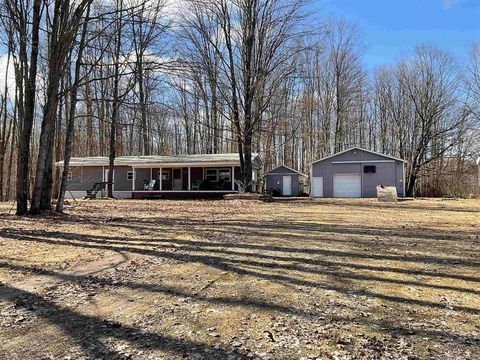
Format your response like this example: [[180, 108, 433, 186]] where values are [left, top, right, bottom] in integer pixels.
[[131, 190, 237, 199]]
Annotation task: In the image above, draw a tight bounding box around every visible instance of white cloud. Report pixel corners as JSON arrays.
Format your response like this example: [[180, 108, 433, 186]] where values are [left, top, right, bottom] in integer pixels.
[[443, 0, 463, 9]]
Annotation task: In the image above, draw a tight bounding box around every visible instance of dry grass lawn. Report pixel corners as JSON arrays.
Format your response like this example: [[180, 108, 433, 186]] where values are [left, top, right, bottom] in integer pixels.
[[0, 198, 479, 359]]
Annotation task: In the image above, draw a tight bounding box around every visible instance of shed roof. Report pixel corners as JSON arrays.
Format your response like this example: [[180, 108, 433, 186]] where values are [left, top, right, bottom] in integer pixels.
[[265, 165, 307, 177], [312, 147, 407, 165], [56, 153, 260, 167]]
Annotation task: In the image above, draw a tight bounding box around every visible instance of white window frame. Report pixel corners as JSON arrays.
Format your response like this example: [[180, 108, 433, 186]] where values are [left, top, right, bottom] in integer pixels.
[[218, 168, 232, 182], [67, 172, 73, 181], [162, 169, 171, 180], [205, 168, 219, 182], [205, 168, 232, 182], [127, 171, 134, 181]]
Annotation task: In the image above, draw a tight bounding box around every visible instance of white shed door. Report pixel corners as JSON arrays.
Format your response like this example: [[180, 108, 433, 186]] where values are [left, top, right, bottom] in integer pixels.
[[311, 177, 324, 197], [282, 176, 292, 196], [333, 174, 361, 198]]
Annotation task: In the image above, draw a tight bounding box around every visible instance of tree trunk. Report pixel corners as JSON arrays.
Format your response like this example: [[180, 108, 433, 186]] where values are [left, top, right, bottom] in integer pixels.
[[108, 0, 123, 198], [406, 171, 417, 197], [15, 0, 42, 215], [30, 56, 63, 213], [56, 4, 90, 213]]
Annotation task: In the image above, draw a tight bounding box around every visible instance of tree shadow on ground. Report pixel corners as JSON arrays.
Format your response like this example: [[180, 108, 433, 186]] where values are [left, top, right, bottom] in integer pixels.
[[2, 226, 479, 275], [0, 261, 478, 350], [304, 199, 480, 214], [2, 205, 479, 357], [0, 283, 250, 359], [115, 216, 479, 243], [1, 228, 479, 316]]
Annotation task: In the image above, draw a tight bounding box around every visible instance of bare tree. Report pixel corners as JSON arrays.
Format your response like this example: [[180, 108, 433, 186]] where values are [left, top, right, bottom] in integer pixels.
[[30, 0, 94, 213], [398, 46, 463, 196], [56, 3, 92, 213], [3, 0, 43, 214]]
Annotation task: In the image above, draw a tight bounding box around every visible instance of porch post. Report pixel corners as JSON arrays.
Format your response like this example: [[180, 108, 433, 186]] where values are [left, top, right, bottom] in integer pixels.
[[232, 166, 235, 191], [159, 167, 162, 191], [132, 167, 135, 191], [188, 166, 191, 190]]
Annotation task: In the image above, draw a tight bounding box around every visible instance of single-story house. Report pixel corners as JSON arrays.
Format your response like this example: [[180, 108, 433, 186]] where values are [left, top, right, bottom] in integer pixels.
[[56, 153, 261, 199], [264, 165, 307, 196], [310, 147, 407, 198]]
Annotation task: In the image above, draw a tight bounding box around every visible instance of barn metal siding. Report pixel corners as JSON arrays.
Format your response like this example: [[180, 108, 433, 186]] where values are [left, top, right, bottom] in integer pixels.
[[361, 162, 396, 197], [327, 149, 391, 162], [311, 149, 405, 198]]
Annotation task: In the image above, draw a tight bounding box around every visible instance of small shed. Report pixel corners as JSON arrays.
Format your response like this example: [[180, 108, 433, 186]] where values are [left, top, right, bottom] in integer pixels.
[[310, 147, 407, 198], [265, 165, 307, 196]]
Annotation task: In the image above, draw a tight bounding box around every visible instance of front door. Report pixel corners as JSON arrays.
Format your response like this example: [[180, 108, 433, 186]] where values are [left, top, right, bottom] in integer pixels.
[[173, 168, 182, 190], [311, 177, 323, 197], [282, 176, 292, 196]]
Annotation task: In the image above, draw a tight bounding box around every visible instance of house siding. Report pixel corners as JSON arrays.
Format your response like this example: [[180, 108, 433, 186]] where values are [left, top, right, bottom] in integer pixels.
[[311, 149, 405, 198], [65, 164, 250, 194], [113, 166, 133, 191], [134, 168, 150, 191], [67, 166, 103, 191]]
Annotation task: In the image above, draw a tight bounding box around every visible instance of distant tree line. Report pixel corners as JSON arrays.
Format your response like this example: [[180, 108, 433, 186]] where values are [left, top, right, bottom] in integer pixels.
[[0, 0, 479, 214]]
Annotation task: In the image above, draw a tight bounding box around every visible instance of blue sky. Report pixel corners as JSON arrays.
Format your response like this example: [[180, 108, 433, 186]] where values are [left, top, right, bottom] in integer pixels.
[[315, 0, 480, 68]]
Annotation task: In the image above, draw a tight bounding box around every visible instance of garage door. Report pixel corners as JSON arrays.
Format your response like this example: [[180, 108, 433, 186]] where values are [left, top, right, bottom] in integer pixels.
[[333, 174, 361, 198], [282, 176, 292, 196], [311, 177, 323, 197]]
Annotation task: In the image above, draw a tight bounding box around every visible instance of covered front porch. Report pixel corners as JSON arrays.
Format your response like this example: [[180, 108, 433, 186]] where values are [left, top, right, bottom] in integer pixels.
[[130, 166, 240, 197]]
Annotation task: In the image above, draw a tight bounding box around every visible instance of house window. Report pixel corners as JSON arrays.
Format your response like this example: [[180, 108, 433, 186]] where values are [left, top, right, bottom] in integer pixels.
[[218, 169, 231, 181], [206, 169, 218, 181], [205, 168, 231, 182], [127, 171, 134, 180], [67, 172, 73, 181], [162, 170, 171, 180]]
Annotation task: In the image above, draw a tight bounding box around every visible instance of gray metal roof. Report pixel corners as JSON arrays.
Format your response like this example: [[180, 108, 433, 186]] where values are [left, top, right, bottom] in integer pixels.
[[312, 146, 407, 164], [56, 153, 259, 167]]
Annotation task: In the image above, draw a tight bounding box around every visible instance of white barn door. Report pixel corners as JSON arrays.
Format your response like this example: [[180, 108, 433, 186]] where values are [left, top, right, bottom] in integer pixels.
[[311, 177, 323, 197], [333, 174, 361, 198], [282, 176, 292, 196]]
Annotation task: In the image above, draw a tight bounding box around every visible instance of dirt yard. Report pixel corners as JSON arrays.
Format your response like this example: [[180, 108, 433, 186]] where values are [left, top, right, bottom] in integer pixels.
[[0, 198, 479, 359]]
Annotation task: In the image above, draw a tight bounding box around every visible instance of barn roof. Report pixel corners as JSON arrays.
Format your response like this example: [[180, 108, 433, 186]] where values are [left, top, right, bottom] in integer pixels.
[[312, 147, 407, 165]]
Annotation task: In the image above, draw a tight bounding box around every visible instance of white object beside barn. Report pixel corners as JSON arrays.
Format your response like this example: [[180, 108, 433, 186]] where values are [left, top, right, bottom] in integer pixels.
[[377, 185, 398, 202]]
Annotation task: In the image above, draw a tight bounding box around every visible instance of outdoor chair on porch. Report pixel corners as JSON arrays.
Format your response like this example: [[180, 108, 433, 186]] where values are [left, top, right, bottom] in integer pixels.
[[191, 178, 203, 190], [143, 179, 156, 191]]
